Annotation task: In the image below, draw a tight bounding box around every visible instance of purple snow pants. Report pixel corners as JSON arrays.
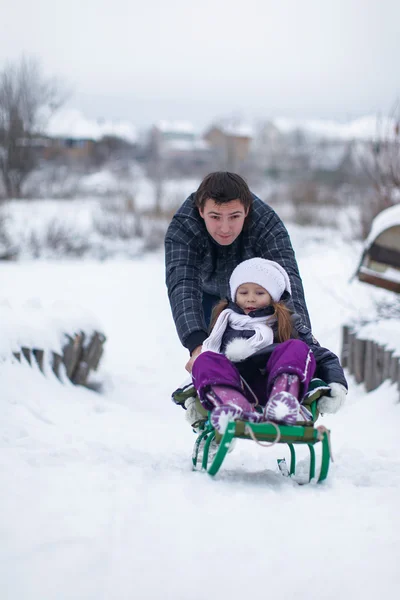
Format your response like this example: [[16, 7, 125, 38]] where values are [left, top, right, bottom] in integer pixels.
[[192, 339, 316, 408]]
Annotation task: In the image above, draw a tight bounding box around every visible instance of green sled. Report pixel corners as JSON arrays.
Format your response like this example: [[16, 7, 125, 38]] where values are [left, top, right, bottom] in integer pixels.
[[173, 378, 333, 483]]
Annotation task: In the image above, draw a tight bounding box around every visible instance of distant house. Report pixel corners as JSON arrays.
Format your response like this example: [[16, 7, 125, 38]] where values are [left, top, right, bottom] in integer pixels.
[[43, 137, 96, 161], [149, 121, 212, 167], [203, 122, 253, 170], [251, 121, 289, 173], [42, 109, 138, 162]]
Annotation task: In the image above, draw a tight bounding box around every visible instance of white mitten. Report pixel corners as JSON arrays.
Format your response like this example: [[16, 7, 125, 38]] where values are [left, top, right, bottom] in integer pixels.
[[317, 383, 347, 414], [184, 396, 207, 429]]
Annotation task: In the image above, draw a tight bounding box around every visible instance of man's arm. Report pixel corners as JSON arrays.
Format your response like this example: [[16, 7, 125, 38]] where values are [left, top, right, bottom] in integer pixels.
[[253, 209, 311, 329], [165, 217, 209, 352]]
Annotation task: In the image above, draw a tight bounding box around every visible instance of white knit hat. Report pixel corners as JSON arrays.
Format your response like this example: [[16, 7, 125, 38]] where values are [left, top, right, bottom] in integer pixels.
[[229, 258, 291, 303]]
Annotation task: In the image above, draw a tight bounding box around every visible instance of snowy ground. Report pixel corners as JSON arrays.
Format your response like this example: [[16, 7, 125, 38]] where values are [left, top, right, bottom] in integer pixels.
[[1, 230, 399, 600]]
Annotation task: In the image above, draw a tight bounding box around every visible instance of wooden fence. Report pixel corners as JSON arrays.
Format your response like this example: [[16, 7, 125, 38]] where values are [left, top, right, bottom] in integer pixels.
[[12, 330, 106, 387], [341, 325, 400, 400]]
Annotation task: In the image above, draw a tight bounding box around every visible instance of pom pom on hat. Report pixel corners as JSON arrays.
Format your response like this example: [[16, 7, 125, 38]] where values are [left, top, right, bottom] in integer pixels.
[[229, 258, 291, 303]]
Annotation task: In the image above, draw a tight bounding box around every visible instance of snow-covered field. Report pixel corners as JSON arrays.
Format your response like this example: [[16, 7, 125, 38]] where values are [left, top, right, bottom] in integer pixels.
[[1, 228, 400, 600]]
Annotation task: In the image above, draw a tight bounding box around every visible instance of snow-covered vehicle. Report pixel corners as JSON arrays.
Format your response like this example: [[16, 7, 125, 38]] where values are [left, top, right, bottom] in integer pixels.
[[173, 379, 333, 483]]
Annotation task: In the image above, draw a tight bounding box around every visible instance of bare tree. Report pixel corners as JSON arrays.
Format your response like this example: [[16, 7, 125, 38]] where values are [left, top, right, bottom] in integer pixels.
[[0, 56, 65, 198], [356, 102, 400, 237]]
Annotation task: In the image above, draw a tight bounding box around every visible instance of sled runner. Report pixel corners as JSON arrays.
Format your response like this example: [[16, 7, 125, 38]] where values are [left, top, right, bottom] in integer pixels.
[[172, 379, 333, 483]]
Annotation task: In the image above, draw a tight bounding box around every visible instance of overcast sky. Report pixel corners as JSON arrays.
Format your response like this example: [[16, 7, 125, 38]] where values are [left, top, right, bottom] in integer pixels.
[[0, 0, 399, 128]]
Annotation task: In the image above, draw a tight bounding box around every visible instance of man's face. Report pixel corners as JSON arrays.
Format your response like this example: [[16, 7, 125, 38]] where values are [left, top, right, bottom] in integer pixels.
[[199, 199, 249, 246]]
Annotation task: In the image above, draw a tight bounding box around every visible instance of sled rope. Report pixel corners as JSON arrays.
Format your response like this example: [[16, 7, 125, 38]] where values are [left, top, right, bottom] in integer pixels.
[[245, 421, 281, 447], [241, 376, 259, 407], [316, 425, 334, 462]]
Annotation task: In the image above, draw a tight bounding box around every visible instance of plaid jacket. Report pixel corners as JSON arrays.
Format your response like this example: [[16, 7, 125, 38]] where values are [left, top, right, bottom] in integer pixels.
[[165, 193, 311, 352]]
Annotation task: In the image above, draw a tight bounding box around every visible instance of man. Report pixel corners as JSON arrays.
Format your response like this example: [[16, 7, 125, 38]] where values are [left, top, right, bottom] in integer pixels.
[[165, 171, 312, 373]]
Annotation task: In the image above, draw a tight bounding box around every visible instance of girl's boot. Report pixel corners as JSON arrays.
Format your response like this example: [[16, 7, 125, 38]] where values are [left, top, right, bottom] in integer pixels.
[[264, 374, 301, 425], [206, 385, 263, 434]]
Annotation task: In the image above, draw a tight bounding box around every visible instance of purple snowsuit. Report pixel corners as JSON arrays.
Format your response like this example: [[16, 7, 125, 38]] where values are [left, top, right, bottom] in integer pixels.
[[192, 339, 316, 409]]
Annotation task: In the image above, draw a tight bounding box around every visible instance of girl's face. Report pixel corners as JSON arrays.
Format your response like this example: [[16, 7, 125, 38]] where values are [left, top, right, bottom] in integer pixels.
[[235, 283, 272, 314]]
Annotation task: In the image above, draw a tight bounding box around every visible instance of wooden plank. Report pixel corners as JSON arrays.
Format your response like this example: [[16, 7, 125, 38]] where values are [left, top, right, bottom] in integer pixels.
[[51, 352, 63, 379], [87, 332, 106, 371], [358, 270, 400, 294], [368, 244, 400, 269], [347, 331, 356, 375], [21, 347, 31, 365], [354, 338, 367, 384], [62, 332, 85, 380], [364, 340, 378, 392], [32, 349, 44, 373], [72, 331, 106, 385], [382, 349, 393, 382], [73, 362, 90, 386], [375, 344, 385, 387], [341, 325, 350, 368]]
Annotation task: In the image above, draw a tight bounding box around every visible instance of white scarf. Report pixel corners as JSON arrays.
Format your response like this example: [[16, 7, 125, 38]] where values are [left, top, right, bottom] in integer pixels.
[[202, 308, 274, 359]]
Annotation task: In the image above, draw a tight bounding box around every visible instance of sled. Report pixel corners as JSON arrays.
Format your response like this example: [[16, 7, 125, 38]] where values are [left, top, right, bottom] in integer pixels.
[[172, 379, 333, 483]]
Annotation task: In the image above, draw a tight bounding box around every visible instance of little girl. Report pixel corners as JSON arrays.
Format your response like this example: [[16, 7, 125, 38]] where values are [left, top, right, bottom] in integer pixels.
[[191, 258, 347, 433]]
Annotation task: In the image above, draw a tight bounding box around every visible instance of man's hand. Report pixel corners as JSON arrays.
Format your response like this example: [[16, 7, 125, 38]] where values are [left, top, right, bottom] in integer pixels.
[[185, 345, 202, 373], [318, 383, 347, 414]]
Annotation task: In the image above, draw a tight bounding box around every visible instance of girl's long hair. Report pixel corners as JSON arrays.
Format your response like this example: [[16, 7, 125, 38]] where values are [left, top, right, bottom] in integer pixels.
[[272, 301, 295, 342], [209, 298, 295, 342], [209, 299, 229, 331]]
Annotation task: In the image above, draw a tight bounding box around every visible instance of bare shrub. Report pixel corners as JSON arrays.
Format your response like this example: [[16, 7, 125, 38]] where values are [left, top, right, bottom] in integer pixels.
[[0, 204, 16, 259], [93, 194, 144, 239], [289, 181, 341, 226], [22, 163, 81, 199], [27, 219, 90, 257], [142, 219, 168, 252]]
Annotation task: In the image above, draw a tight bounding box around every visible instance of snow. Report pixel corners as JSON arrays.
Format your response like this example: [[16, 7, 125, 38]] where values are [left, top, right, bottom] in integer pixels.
[[0, 300, 100, 357], [44, 108, 397, 149], [364, 203, 400, 249], [164, 138, 210, 152], [46, 109, 138, 143], [1, 229, 400, 599], [359, 265, 400, 284], [221, 123, 253, 138], [155, 120, 196, 134], [2, 178, 199, 259], [356, 319, 400, 357], [274, 115, 397, 141], [209, 121, 253, 138]]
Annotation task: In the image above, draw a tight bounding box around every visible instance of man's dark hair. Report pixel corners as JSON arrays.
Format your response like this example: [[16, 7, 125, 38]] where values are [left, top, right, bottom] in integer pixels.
[[195, 172, 253, 211]]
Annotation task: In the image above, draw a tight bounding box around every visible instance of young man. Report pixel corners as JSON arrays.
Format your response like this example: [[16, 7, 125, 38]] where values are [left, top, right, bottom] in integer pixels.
[[165, 171, 312, 373]]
